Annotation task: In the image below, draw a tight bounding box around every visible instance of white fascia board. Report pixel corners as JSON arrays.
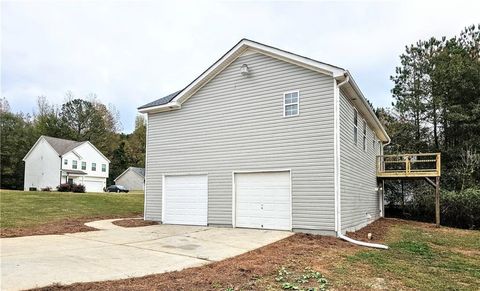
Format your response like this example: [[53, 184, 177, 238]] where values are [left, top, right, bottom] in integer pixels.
[[138, 39, 346, 114], [138, 102, 181, 114]]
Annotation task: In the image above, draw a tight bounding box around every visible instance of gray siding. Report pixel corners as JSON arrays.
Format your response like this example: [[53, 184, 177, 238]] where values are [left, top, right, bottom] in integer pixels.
[[115, 170, 144, 191], [145, 52, 336, 231], [339, 91, 381, 232]]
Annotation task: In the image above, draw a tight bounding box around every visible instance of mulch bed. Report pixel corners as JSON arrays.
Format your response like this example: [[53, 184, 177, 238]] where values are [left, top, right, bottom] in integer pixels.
[[32, 218, 402, 291], [112, 219, 158, 228], [0, 214, 142, 238]]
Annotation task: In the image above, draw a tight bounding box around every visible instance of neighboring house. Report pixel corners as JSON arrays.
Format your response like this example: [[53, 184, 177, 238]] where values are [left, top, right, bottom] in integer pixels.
[[138, 39, 390, 235], [114, 167, 145, 190], [23, 136, 110, 192]]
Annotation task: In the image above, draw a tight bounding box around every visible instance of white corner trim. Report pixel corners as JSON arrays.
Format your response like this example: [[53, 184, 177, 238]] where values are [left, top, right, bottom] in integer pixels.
[[144, 114, 149, 221]]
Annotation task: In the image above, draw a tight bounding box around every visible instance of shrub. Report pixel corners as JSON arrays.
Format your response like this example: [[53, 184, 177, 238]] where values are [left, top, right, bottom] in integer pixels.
[[41, 187, 52, 192], [386, 187, 480, 230], [71, 183, 86, 193], [56, 183, 71, 192], [442, 188, 480, 229]]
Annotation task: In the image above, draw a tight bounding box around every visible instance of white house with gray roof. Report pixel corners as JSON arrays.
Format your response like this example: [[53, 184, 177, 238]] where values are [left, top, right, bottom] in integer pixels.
[[23, 136, 110, 192], [114, 167, 145, 191], [138, 39, 390, 235]]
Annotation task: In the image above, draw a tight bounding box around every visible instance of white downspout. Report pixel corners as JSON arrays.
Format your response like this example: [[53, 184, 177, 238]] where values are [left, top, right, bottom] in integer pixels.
[[335, 73, 388, 250]]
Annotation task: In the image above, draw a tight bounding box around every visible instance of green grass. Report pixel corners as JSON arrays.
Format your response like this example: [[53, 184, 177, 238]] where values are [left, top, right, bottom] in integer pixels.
[[0, 190, 144, 229], [340, 223, 480, 290]]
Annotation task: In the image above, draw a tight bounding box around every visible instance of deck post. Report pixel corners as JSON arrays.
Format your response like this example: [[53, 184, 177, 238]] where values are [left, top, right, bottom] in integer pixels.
[[435, 176, 440, 227]]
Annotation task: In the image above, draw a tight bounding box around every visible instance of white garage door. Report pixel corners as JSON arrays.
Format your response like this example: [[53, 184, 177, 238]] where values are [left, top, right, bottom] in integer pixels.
[[163, 175, 208, 226], [235, 171, 291, 231], [83, 180, 104, 192]]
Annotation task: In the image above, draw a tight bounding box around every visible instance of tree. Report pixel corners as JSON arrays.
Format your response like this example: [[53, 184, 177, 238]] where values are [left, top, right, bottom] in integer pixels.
[[125, 115, 146, 168], [34, 96, 65, 138], [0, 100, 36, 189]]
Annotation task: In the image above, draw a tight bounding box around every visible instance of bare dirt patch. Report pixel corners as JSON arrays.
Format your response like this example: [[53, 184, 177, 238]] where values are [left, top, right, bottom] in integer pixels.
[[346, 217, 399, 243], [0, 214, 142, 238], [111, 219, 158, 228]]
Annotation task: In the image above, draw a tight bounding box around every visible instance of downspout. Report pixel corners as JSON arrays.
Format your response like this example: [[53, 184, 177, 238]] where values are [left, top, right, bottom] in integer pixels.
[[335, 73, 388, 250]]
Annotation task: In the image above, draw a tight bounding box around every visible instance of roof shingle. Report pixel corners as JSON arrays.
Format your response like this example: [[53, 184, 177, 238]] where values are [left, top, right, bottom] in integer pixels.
[[43, 136, 85, 156]]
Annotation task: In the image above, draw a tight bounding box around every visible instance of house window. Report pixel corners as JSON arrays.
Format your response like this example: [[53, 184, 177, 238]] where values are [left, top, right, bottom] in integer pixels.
[[64, 159, 68, 165], [362, 120, 367, 151], [81, 161, 86, 170], [373, 134, 376, 149], [284, 91, 299, 117], [102, 164, 106, 172], [353, 109, 358, 145], [72, 160, 77, 169], [92, 163, 96, 171]]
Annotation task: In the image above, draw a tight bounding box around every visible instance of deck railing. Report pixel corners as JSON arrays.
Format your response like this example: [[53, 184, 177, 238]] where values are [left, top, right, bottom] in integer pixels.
[[376, 153, 441, 178]]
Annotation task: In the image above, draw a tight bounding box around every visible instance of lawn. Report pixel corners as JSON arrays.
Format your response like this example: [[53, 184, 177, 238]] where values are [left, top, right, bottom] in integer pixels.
[[0, 190, 144, 236], [37, 219, 480, 291]]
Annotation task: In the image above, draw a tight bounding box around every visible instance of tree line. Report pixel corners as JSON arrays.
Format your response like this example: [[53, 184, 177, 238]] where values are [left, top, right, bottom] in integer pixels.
[[379, 24, 479, 228], [0, 94, 145, 189]]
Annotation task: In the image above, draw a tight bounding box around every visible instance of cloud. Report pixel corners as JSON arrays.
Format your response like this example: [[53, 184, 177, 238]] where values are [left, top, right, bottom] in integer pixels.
[[2, 0, 479, 132]]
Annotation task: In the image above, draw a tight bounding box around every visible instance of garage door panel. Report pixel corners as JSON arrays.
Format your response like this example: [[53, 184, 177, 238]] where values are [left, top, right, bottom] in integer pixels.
[[235, 171, 291, 231], [163, 175, 208, 226]]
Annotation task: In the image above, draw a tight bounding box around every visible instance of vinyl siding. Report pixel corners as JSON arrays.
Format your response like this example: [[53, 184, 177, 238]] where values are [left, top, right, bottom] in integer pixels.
[[115, 170, 144, 191], [339, 91, 381, 232], [145, 52, 335, 231]]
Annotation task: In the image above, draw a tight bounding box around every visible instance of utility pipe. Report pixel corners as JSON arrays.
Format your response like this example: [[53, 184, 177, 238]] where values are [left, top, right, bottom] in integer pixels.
[[338, 233, 389, 249]]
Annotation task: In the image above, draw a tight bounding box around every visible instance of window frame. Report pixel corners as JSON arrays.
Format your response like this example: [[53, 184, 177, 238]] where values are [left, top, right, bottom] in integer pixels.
[[72, 160, 78, 169], [353, 108, 358, 145], [283, 90, 300, 117], [101, 164, 106, 172], [81, 161, 86, 170], [64, 159, 68, 165], [362, 120, 367, 151], [91, 162, 97, 171]]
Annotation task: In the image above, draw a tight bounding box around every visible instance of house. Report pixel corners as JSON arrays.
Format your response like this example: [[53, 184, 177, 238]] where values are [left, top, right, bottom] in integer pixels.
[[23, 136, 110, 192], [138, 39, 390, 235], [114, 167, 145, 191]]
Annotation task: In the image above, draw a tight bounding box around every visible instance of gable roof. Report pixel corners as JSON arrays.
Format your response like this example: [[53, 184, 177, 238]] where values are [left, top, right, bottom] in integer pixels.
[[43, 136, 85, 155], [138, 38, 390, 143], [114, 167, 145, 182], [23, 135, 111, 162]]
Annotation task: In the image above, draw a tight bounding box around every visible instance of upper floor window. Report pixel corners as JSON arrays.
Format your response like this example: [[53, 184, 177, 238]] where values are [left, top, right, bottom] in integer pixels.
[[64, 159, 68, 165], [373, 134, 377, 149], [353, 109, 358, 145], [92, 163, 97, 171], [362, 120, 367, 151], [284, 91, 299, 117], [72, 160, 78, 169], [102, 164, 106, 172], [81, 161, 86, 170]]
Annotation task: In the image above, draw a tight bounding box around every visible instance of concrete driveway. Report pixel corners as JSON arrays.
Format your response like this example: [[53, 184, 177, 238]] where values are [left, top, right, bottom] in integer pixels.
[[0, 220, 292, 291]]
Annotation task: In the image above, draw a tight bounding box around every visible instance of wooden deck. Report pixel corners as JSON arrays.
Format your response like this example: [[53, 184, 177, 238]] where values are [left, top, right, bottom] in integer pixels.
[[376, 152, 441, 226], [376, 153, 441, 178]]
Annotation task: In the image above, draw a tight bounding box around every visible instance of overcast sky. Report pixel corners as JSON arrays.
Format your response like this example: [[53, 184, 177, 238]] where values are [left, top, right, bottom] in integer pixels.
[[2, 0, 479, 133]]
